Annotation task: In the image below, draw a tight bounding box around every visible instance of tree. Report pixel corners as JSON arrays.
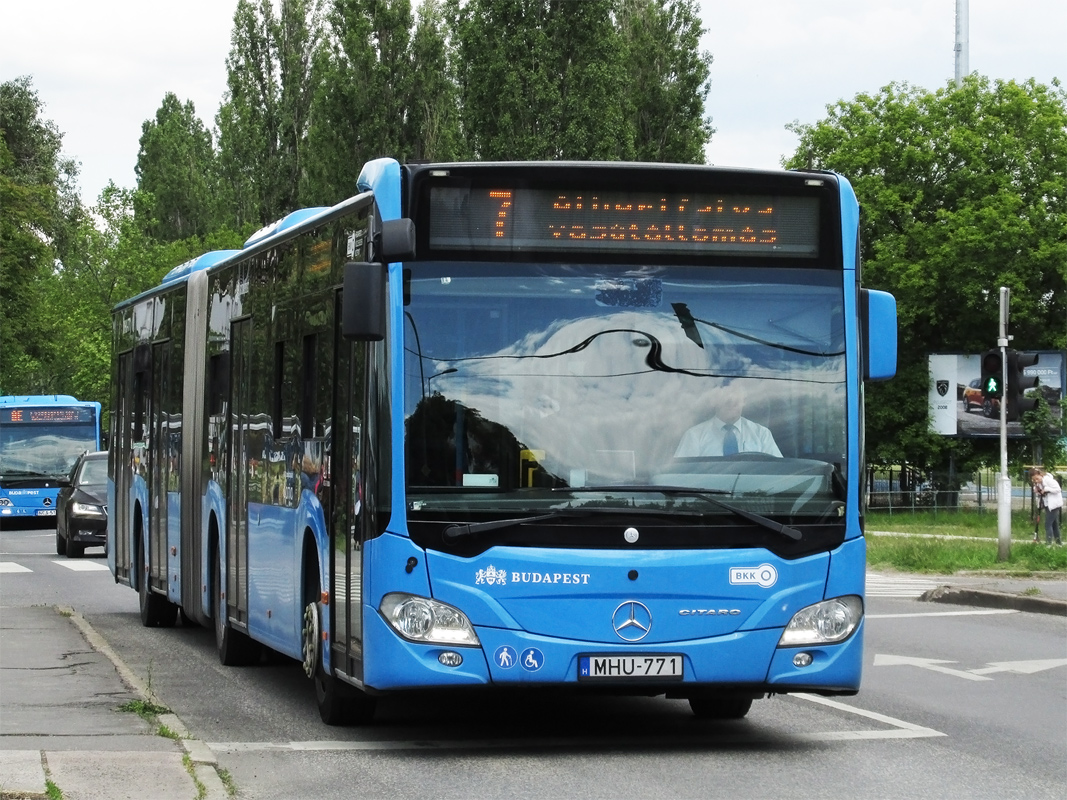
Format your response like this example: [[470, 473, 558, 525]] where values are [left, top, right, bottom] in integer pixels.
[[43, 184, 249, 413], [135, 93, 217, 241], [215, 0, 326, 226], [404, 0, 464, 162], [784, 76, 1067, 473], [448, 0, 631, 160], [618, 0, 713, 163], [0, 76, 83, 394]]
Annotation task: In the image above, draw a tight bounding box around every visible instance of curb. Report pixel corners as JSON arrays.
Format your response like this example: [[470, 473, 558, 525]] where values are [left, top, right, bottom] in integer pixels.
[[920, 587, 1067, 616], [65, 608, 230, 800]]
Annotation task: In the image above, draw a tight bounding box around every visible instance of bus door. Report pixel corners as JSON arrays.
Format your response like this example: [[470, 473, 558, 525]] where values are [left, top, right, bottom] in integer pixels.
[[226, 318, 252, 629], [113, 350, 134, 583], [149, 342, 170, 597], [330, 325, 368, 683]]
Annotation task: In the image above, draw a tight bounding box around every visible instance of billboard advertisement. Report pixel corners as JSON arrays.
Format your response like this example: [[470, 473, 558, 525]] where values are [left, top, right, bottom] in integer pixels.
[[928, 351, 1065, 438]]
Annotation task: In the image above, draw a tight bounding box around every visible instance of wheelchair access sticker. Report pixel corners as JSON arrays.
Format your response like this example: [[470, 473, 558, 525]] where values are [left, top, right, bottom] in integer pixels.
[[729, 564, 778, 588]]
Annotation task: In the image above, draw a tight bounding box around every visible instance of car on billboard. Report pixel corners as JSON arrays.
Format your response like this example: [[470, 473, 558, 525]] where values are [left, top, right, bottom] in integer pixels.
[[962, 379, 999, 417]]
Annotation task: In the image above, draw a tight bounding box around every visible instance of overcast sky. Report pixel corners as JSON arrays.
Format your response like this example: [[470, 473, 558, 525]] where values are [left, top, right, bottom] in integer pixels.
[[2, 1, 1063, 207]]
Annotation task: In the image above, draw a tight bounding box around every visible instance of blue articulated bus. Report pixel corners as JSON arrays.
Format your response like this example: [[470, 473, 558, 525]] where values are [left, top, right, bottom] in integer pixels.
[[108, 159, 896, 724], [1, 395, 103, 521]]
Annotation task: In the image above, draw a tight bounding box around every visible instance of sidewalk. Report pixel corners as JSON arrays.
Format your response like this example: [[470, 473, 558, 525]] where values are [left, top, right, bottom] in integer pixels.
[[915, 570, 1067, 615], [1, 571, 1063, 799], [0, 605, 226, 800]]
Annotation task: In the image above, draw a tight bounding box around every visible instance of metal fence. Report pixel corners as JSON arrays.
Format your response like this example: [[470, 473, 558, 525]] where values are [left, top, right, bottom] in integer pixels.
[[866, 471, 1045, 515]]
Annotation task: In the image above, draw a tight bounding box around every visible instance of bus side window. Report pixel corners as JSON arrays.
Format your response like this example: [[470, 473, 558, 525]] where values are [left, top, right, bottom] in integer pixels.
[[209, 353, 229, 415]]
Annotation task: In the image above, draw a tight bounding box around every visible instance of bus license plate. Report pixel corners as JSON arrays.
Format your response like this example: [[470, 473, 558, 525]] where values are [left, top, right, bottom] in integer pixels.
[[36, 510, 56, 516], [579, 654, 683, 680]]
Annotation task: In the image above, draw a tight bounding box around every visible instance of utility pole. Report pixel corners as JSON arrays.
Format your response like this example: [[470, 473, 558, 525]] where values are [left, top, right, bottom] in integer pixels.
[[955, 0, 970, 88], [997, 287, 1011, 561]]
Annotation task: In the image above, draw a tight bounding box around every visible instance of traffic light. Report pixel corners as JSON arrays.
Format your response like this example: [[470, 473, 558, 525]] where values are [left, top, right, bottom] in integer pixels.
[[980, 349, 1003, 398], [1006, 350, 1040, 421]]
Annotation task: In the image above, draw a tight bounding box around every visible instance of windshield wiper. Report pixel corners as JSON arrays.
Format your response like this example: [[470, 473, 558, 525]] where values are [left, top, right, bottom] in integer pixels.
[[443, 511, 574, 541], [441, 504, 712, 541], [559, 485, 803, 542]]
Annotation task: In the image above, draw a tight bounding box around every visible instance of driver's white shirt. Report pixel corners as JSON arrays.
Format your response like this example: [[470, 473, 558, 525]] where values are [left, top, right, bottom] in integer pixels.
[[674, 416, 782, 458]]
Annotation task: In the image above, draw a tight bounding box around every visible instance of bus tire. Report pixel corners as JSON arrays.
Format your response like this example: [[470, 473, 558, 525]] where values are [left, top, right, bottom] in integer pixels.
[[138, 542, 177, 628], [688, 692, 753, 720], [303, 596, 375, 726], [213, 549, 258, 666]]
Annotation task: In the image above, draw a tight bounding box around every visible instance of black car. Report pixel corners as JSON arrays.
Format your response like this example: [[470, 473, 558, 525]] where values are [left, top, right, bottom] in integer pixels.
[[56, 451, 108, 558]]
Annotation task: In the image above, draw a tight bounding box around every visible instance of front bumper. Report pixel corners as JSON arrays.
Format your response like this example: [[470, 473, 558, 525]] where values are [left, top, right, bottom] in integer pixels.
[[68, 517, 107, 544]]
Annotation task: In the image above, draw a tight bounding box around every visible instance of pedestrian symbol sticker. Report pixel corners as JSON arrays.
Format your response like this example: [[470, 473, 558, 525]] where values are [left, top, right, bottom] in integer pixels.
[[520, 647, 544, 672], [494, 645, 518, 669]]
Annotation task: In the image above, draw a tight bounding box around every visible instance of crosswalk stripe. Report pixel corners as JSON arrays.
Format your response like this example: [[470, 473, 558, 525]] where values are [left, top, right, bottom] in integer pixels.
[[0, 562, 33, 573], [866, 572, 940, 598], [52, 560, 109, 571]]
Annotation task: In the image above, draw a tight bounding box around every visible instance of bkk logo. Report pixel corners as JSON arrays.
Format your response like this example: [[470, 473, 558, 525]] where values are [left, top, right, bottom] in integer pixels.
[[728, 563, 778, 588]]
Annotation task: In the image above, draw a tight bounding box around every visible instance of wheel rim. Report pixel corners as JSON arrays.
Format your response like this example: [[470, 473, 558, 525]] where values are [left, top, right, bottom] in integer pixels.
[[302, 602, 319, 679]]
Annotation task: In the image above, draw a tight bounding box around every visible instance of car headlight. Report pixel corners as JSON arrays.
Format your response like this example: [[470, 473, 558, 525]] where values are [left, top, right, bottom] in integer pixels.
[[379, 593, 480, 646], [778, 595, 862, 646], [71, 502, 106, 517]]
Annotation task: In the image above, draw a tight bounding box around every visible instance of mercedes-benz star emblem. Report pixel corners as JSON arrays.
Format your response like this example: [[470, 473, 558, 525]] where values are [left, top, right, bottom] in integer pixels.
[[612, 601, 652, 642]]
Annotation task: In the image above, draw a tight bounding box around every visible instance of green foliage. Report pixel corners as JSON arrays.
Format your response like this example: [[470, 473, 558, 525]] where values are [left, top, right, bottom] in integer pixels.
[[447, 0, 711, 162], [135, 93, 218, 241], [867, 534, 1066, 574], [0, 76, 84, 395], [785, 76, 1067, 472], [215, 0, 326, 226], [618, 0, 713, 163]]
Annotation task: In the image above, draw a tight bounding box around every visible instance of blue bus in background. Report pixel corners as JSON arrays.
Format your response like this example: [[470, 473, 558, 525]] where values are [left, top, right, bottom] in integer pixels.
[[0, 395, 103, 521], [109, 159, 896, 725]]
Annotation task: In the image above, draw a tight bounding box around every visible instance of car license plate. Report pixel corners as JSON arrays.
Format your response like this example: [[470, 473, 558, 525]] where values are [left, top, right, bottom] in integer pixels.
[[578, 654, 683, 680], [36, 510, 56, 516]]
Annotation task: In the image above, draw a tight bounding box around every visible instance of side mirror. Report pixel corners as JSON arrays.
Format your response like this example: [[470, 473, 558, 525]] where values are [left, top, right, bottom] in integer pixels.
[[379, 218, 415, 263], [342, 262, 387, 341], [862, 289, 897, 381]]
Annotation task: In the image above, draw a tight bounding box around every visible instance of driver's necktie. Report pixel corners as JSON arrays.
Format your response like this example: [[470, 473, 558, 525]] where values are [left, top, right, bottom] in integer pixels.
[[722, 424, 738, 455]]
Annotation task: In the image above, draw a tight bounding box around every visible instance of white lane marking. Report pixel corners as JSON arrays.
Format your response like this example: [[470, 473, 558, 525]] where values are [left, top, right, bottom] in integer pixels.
[[0, 562, 32, 573], [868, 609, 1019, 619], [793, 693, 946, 736], [52, 560, 109, 571], [207, 695, 945, 753], [969, 658, 1067, 676], [873, 654, 992, 681]]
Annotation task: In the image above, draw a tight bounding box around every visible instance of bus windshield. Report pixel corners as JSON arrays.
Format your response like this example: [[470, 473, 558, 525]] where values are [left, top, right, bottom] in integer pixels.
[[403, 262, 847, 532], [0, 413, 99, 479]]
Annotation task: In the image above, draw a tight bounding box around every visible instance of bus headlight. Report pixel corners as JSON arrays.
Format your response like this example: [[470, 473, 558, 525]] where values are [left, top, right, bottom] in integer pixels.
[[379, 593, 480, 646], [778, 595, 862, 647]]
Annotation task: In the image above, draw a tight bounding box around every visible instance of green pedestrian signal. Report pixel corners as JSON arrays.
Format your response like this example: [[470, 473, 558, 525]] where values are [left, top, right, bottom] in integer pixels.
[[980, 350, 1003, 398]]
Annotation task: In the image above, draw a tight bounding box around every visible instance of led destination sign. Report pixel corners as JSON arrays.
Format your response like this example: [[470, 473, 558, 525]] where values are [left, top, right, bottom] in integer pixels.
[[428, 186, 821, 257], [1, 407, 96, 425]]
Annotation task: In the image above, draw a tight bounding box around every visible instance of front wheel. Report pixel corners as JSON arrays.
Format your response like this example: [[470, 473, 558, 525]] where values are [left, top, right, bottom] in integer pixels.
[[303, 600, 375, 726], [55, 530, 65, 556], [65, 532, 84, 559], [688, 692, 754, 720]]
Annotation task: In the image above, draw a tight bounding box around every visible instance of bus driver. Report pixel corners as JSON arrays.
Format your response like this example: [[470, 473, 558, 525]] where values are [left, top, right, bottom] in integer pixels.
[[674, 383, 782, 458]]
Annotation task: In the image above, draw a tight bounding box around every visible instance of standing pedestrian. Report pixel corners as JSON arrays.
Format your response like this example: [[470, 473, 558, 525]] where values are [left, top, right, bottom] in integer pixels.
[[1031, 468, 1062, 546]]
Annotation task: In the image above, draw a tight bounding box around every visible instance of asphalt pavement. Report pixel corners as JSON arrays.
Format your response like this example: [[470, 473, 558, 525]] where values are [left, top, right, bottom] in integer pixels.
[[1, 571, 1063, 800]]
